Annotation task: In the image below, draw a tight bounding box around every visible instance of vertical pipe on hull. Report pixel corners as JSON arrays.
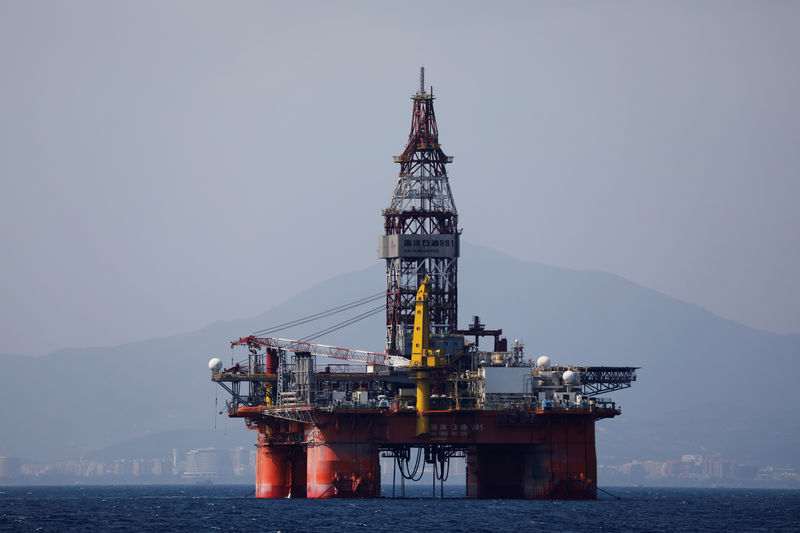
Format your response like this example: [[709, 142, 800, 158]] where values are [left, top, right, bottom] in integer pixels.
[[414, 371, 431, 436]]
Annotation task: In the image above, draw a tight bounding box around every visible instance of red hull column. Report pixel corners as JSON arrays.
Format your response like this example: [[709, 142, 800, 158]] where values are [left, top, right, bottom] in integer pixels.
[[545, 414, 597, 498], [255, 435, 289, 498], [255, 430, 307, 498], [466, 415, 598, 499], [306, 425, 380, 498]]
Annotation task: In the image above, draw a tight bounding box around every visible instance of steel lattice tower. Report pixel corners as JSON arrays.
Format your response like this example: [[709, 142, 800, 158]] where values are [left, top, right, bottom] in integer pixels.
[[379, 68, 459, 356]]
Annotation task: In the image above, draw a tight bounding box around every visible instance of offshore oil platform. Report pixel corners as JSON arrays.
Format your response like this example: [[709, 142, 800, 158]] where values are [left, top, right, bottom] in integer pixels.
[[209, 69, 637, 499]]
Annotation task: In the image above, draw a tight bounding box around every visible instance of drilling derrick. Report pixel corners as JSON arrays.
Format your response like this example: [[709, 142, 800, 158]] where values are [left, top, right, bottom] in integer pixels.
[[379, 67, 459, 356]]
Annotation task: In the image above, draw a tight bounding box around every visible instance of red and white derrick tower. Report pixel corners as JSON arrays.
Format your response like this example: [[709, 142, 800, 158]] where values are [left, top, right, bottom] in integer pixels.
[[379, 68, 459, 356]]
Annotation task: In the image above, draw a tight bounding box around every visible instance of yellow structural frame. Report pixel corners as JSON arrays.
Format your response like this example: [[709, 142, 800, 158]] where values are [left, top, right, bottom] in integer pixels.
[[410, 277, 444, 436]]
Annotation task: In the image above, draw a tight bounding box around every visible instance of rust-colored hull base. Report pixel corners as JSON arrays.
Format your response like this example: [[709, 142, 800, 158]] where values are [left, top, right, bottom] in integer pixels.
[[250, 409, 603, 499]]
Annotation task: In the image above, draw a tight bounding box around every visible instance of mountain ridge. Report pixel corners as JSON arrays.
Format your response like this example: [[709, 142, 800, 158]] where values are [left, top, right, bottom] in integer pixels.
[[1, 243, 797, 469]]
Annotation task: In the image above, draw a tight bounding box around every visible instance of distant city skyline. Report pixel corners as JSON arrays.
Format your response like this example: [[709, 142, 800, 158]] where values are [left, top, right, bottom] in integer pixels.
[[2, 1, 799, 356], [3, 450, 798, 490]]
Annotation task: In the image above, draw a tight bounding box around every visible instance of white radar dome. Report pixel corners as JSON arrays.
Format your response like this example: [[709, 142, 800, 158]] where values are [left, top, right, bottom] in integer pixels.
[[562, 370, 578, 385], [537, 355, 551, 369], [208, 357, 222, 372]]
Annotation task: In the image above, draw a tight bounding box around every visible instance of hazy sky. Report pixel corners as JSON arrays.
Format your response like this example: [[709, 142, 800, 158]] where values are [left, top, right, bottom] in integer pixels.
[[1, 1, 798, 356]]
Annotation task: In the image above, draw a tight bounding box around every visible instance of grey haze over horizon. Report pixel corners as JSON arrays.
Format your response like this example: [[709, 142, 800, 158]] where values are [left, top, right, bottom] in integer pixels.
[[3, 240, 792, 358], [2, 1, 799, 357]]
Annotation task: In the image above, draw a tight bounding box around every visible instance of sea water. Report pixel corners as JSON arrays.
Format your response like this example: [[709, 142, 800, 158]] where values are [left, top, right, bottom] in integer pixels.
[[1, 485, 799, 532]]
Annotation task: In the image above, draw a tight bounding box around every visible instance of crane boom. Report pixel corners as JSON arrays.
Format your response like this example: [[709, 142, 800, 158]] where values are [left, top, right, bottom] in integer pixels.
[[232, 335, 410, 368]]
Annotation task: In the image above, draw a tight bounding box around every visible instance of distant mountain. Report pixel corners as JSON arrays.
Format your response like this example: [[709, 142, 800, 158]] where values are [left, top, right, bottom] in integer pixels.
[[1, 243, 798, 469]]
